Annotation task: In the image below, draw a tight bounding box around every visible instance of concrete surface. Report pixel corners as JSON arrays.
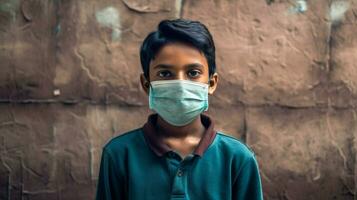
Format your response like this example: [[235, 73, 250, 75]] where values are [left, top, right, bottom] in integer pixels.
[[1, 0, 357, 199]]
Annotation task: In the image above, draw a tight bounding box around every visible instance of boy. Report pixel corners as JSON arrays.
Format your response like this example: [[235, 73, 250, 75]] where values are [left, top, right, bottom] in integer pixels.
[[96, 18, 263, 200]]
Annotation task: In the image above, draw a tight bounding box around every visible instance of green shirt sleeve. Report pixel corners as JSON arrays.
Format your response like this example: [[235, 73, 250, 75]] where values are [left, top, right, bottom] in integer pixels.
[[232, 154, 264, 200], [95, 147, 125, 200]]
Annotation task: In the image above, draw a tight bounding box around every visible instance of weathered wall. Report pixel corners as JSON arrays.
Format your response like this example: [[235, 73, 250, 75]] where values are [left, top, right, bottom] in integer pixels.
[[0, 0, 356, 199]]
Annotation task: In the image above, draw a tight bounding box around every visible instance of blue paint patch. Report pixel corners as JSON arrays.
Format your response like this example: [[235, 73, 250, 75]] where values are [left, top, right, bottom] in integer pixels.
[[0, 0, 20, 22], [55, 24, 61, 35], [289, 0, 308, 14]]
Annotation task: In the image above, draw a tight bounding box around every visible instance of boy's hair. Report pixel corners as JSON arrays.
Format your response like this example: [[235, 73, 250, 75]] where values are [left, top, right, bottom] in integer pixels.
[[139, 18, 216, 81]]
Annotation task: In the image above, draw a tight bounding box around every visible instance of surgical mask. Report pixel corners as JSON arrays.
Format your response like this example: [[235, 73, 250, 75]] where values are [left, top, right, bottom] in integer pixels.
[[149, 79, 209, 126]]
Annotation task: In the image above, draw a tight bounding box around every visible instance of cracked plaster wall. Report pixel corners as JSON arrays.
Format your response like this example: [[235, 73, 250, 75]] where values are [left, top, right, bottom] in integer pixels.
[[1, 0, 357, 199]]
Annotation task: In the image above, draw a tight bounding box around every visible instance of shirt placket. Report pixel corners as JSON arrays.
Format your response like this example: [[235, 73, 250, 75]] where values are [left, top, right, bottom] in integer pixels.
[[166, 151, 195, 200]]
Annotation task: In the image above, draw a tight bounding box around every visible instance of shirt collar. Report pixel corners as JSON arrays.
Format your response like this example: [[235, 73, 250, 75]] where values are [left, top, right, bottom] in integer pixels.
[[142, 113, 217, 157]]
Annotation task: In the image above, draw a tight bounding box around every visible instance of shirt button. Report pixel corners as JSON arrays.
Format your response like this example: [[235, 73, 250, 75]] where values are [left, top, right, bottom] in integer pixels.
[[177, 169, 183, 177]]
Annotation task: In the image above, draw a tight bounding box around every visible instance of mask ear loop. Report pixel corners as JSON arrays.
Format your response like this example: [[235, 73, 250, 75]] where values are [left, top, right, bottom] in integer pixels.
[[147, 81, 153, 88], [146, 81, 154, 94], [208, 73, 213, 85], [207, 75, 213, 94], [144, 74, 153, 92]]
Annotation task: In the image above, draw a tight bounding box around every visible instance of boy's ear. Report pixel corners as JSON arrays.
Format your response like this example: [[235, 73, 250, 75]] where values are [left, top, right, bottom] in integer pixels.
[[140, 73, 150, 96], [208, 72, 218, 95]]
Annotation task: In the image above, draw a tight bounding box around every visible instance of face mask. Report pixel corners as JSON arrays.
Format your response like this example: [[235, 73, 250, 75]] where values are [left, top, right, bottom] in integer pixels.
[[149, 79, 209, 126]]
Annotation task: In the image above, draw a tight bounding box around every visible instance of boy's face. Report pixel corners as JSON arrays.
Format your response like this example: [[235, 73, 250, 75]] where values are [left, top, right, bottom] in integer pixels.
[[140, 42, 218, 95]]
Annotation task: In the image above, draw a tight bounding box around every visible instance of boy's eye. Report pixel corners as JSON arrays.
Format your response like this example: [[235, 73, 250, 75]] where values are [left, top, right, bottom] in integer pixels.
[[188, 70, 201, 78], [158, 70, 172, 78]]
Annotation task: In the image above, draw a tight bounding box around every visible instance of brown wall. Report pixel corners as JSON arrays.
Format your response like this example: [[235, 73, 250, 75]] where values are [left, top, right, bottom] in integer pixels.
[[1, 0, 356, 199]]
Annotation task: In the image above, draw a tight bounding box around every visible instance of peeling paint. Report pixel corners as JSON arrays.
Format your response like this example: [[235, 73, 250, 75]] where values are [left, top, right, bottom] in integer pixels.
[[330, 1, 349, 23], [121, 0, 171, 13], [95, 6, 121, 41], [53, 89, 60, 96], [265, 0, 275, 5], [55, 24, 61, 35], [1, 1, 357, 199], [288, 0, 308, 14], [175, 0, 183, 18], [0, 0, 20, 22]]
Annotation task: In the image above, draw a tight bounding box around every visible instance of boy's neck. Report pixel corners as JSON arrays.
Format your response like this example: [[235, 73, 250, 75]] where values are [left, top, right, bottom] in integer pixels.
[[155, 114, 206, 139]]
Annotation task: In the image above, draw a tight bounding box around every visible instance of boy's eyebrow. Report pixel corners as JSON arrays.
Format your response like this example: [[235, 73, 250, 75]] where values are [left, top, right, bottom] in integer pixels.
[[153, 63, 204, 69]]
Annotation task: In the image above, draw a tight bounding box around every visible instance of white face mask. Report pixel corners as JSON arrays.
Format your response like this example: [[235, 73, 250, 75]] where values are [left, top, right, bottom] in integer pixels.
[[149, 79, 209, 126]]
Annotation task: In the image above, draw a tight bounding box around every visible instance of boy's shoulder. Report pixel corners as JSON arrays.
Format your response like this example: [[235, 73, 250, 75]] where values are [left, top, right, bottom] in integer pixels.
[[102, 127, 144, 153], [215, 131, 256, 158]]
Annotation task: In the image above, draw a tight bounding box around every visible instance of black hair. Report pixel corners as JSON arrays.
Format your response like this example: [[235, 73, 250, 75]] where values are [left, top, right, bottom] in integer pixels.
[[139, 18, 216, 81]]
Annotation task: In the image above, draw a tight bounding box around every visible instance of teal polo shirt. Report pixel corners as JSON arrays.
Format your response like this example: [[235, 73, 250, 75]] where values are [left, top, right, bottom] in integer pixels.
[[96, 113, 263, 200]]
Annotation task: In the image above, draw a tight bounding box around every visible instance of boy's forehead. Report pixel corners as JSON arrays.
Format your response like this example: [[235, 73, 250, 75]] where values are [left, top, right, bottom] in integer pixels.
[[150, 43, 207, 67]]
